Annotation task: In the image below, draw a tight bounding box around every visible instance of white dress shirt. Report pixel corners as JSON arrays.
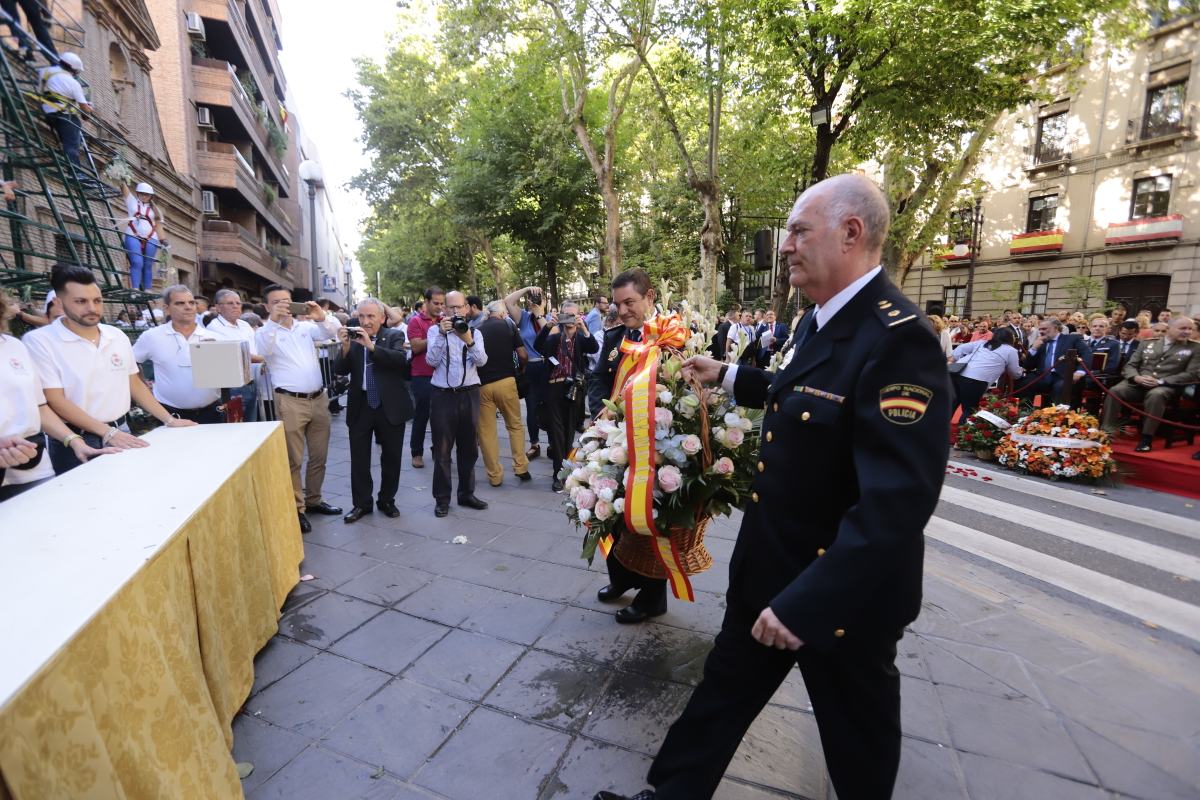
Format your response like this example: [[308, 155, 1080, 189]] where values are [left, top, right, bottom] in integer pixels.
[[722, 266, 882, 392], [255, 318, 338, 393], [132, 322, 221, 409], [206, 315, 260, 384], [24, 318, 139, 423], [426, 327, 487, 389], [0, 334, 45, 438], [950, 341, 1023, 383]]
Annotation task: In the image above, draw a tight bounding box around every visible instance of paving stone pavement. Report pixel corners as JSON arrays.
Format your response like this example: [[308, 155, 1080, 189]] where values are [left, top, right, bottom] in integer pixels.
[[233, 417, 1200, 799]]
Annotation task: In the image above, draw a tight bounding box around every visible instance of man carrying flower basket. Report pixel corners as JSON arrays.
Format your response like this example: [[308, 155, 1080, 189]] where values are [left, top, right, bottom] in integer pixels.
[[597, 175, 951, 800]]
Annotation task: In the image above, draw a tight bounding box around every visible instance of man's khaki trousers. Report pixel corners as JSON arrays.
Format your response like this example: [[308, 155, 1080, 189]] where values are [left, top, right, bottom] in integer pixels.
[[477, 377, 529, 485], [276, 391, 331, 511]]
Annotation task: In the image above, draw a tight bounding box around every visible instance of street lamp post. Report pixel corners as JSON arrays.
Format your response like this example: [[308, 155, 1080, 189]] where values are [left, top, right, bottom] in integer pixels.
[[344, 260, 353, 310], [953, 198, 984, 319], [298, 159, 323, 296]]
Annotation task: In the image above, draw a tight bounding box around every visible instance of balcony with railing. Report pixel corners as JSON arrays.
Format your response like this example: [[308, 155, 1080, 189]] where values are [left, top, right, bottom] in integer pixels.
[[201, 219, 292, 286], [196, 140, 294, 243], [188, 0, 286, 119], [240, 0, 287, 100], [1126, 111, 1195, 149], [191, 56, 288, 189]]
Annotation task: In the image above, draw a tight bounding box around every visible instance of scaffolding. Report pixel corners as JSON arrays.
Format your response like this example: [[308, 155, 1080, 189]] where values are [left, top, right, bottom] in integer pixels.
[[0, 5, 159, 321]]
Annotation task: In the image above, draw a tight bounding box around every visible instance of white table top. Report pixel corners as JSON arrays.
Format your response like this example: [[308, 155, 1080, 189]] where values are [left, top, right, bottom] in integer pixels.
[[0, 422, 284, 708]]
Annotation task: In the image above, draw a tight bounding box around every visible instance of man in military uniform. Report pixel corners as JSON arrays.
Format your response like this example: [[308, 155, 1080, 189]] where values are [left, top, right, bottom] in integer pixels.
[[1100, 315, 1198, 451], [596, 175, 951, 800], [592, 269, 671, 624]]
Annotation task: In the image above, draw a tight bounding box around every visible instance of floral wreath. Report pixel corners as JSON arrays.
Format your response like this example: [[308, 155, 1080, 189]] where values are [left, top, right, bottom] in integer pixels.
[[995, 405, 1117, 481]]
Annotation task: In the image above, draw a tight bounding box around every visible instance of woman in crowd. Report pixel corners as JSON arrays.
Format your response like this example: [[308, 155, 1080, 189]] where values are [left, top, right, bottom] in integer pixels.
[[1135, 310, 1155, 339], [947, 326, 1023, 420], [928, 314, 953, 357], [0, 290, 115, 501]]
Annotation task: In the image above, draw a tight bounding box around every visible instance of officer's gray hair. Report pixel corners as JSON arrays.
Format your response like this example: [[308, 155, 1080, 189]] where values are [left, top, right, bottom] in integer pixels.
[[486, 300, 506, 317], [355, 297, 387, 316], [161, 283, 192, 305], [819, 174, 890, 253], [214, 288, 240, 304]]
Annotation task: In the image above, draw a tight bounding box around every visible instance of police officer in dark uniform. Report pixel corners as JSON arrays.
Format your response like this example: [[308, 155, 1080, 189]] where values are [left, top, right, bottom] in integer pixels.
[[597, 175, 951, 800]]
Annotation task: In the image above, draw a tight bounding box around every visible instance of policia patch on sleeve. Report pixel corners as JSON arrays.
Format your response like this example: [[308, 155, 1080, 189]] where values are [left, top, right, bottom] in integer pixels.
[[879, 384, 932, 425]]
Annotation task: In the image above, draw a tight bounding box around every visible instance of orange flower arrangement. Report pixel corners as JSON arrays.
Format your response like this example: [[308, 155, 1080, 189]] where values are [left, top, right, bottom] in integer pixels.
[[995, 405, 1117, 481]]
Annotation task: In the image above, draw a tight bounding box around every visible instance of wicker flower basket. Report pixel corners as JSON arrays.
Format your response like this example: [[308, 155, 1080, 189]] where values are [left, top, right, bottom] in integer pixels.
[[613, 516, 714, 580]]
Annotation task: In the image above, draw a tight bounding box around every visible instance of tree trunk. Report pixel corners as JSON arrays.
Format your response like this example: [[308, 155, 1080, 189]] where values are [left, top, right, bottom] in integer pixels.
[[769, 255, 792, 319], [466, 239, 479, 296], [600, 169, 622, 278], [482, 236, 502, 296], [811, 124, 836, 184], [545, 255, 560, 309], [698, 189, 722, 310]]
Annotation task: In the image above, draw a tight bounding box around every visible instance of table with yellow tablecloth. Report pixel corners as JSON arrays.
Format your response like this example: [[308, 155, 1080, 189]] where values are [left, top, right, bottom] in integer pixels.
[[0, 422, 302, 799]]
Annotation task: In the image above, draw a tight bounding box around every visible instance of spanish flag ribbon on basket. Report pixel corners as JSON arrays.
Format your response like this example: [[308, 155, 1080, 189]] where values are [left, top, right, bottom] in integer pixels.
[[597, 313, 696, 600]]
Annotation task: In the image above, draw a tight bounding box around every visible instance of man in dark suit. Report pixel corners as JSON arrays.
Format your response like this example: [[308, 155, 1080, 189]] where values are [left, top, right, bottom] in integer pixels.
[[755, 309, 789, 367], [597, 175, 951, 800], [334, 298, 413, 523], [707, 307, 738, 359], [1020, 317, 1091, 405]]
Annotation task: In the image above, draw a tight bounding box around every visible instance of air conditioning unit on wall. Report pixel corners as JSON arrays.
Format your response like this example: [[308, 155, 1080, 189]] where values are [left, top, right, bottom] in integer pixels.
[[185, 12, 205, 39], [197, 106, 214, 129], [201, 190, 218, 215]]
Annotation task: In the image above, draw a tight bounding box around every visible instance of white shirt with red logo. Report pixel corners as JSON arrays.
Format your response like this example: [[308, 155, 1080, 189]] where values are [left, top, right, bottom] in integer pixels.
[[23, 318, 139, 424]]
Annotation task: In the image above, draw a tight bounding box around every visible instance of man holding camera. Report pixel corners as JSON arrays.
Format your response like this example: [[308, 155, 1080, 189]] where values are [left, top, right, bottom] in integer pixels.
[[427, 290, 489, 517], [256, 284, 343, 533], [503, 285, 549, 460], [334, 299, 413, 523], [534, 300, 598, 492]]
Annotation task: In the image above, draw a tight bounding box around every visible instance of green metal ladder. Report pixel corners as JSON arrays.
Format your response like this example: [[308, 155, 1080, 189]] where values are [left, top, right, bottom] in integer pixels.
[[1, 9, 155, 315]]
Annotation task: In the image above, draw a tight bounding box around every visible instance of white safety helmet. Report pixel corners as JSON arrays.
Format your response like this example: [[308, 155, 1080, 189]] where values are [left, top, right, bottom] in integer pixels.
[[59, 53, 84, 72], [134, 182, 155, 196]]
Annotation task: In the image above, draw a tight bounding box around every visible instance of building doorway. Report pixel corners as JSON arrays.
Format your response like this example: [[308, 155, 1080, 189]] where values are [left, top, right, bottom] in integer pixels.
[[1106, 275, 1171, 318]]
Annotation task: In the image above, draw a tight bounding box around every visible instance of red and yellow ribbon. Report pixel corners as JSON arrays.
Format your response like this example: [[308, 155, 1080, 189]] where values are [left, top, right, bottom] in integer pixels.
[[599, 314, 695, 601]]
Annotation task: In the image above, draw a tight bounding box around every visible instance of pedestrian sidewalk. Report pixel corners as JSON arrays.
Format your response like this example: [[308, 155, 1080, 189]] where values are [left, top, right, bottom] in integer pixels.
[[232, 427, 1200, 799]]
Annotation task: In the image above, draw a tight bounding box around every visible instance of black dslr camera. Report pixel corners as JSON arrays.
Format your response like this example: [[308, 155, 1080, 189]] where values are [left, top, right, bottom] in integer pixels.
[[451, 315, 470, 334]]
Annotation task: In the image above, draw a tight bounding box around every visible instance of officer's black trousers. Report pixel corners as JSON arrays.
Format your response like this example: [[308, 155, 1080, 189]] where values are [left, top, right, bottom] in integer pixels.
[[604, 529, 667, 611], [647, 598, 902, 800]]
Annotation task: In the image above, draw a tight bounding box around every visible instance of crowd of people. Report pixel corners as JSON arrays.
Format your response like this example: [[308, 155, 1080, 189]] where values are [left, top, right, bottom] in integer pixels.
[[940, 305, 1199, 454]]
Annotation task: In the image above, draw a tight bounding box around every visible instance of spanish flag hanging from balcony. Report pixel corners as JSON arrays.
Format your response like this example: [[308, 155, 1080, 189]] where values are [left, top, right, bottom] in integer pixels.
[[1010, 229, 1064, 255], [278, 102, 288, 125]]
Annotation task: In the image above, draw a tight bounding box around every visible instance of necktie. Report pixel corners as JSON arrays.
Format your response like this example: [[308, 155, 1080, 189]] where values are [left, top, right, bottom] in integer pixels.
[[626, 328, 642, 343], [1045, 338, 1055, 369], [793, 314, 817, 349], [365, 347, 381, 409]]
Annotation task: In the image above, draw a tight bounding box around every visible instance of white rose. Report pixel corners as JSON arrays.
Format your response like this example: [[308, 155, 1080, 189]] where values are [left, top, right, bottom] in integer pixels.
[[713, 427, 727, 444], [724, 412, 740, 426], [597, 487, 615, 503], [613, 497, 625, 514], [737, 416, 753, 431], [578, 509, 592, 523], [658, 390, 674, 405]]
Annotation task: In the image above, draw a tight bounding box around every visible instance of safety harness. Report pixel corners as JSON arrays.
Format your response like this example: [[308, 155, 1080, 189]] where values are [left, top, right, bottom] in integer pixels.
[[35, 66, 77, 114]]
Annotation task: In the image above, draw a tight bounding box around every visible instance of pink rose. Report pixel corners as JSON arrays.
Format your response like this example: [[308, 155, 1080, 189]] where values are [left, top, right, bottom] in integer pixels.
[[657, 465, 683, 493], [680, 435, 702, 455], [593, 477, 619, 495], [594, 499, 613, 521], [609, 446, 628, 465], [654, 407, 674, 429], [574, 488, 597, 510], [712, 456, 734, 476], [725, 427, 745, 447]]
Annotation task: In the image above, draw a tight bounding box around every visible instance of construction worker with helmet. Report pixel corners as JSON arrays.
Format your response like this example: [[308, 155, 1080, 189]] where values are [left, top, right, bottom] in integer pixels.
[[35, 51, 91, 168], [121, 181, 167, 291]]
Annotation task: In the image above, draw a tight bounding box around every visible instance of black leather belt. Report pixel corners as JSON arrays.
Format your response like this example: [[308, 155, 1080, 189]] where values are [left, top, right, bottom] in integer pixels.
[[68, 415, 126, 436], [274, 388, 325, 399], [8, 434, 45, 471], [432, 385, 480, 394], [162, 400, 222, 416]]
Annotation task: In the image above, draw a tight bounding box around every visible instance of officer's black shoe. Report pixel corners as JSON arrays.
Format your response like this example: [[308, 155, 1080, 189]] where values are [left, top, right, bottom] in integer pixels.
[[1192, 450, 1200, 461], [306, 501, 343, 516], [344, 507, 371, 524], [597, 584, 630, 603], [297, 513, 312, 533], [434, 503, 450, 518], [593, 790, 658, 799], [377, 501, 401, 518], [551, 478, 565, 492], [1135, 435, 1153, 452], [458, 495, 489, 510]]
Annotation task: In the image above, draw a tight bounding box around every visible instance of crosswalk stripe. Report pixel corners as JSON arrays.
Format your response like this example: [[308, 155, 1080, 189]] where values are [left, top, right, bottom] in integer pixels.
[[946, 459, 1199, 541], [938, 485, 1200, 581], [925, 517, 1200, 642]]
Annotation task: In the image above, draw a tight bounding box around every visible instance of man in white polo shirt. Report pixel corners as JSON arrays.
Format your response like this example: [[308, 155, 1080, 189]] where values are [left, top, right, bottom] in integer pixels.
[[206, 288, 264, 421], [256, 283, 342, 532], [132, 284, 224, 423], [24, 265, 195, 474]]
